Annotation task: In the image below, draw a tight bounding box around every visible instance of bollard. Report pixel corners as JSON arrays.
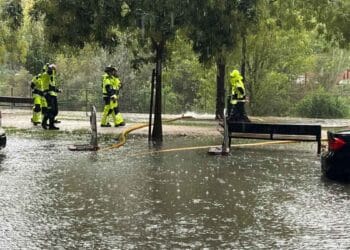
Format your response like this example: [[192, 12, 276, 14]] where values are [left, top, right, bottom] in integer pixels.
[[221, 109, 230, 155], [90, 105, 98, 149], [68, 105, 99, 151]]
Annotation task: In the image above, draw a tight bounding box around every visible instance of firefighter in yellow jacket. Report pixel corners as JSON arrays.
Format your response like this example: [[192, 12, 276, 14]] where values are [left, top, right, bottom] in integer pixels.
[[101, 66, 125, 127], [110, 68, 125, 127], [41, 63, 61, 130], [228, 69, 250, 122], [30, 74, 43, 125]]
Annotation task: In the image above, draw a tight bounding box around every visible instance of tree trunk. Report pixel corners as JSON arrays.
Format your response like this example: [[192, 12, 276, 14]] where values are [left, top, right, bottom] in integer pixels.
[[151, 41, 164, 143], [241, 33, 250, 109], [241, 33, 247, 81], [215, 61, 226, 120]]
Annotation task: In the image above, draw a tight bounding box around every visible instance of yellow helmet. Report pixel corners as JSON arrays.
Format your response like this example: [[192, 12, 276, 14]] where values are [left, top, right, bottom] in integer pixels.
[[42, 63, 50, 72], [49, 64, 56, 71], [43, 63, 56, 73], [104, 65, 117, 74], [230, 69, 242, 78]]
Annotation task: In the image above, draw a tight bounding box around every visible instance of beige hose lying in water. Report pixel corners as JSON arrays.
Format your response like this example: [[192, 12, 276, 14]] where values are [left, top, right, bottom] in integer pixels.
[[126, 140, 298, 157], [100, 114, 301, 154], [100, 115, 193, 151]]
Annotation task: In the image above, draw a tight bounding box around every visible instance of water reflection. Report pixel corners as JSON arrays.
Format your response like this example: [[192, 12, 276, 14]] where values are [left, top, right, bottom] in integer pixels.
[[1, 135, 350, 249], [0, 153, 6, 171]]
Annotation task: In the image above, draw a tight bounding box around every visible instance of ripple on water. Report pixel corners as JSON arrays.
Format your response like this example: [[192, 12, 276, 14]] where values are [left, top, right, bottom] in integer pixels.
[[0, 135, 349, 248]]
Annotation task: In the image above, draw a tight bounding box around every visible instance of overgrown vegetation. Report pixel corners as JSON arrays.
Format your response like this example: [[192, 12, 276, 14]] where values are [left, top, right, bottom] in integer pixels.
[[0, 0, 349, 120], [295, 88, 348, 118]]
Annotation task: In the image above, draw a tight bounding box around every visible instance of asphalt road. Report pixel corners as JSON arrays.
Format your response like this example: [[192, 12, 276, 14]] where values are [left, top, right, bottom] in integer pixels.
[[1, 108, 350, 139], [0, 108, 222, 137]]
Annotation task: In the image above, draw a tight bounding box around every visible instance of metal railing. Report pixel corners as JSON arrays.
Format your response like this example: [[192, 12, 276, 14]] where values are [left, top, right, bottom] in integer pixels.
[[1, 86, 215, 114]]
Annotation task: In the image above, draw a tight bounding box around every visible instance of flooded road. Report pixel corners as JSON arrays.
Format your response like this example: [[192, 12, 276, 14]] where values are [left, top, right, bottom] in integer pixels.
[[1, 134, 350, 249]]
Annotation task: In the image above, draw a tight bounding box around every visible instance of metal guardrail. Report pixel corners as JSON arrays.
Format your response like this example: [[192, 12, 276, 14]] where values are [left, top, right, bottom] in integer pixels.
[[1, 85, 215, 114], [0, 96, 33, 109], [0, 96, 32, 104], [227, 121, 322, 154]]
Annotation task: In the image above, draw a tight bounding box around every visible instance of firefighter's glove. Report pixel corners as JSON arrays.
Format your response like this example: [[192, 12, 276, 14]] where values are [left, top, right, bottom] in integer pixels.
[[230, 99, 238, 105], [231, 94, 238, 100], [237, 87, 244, 95]]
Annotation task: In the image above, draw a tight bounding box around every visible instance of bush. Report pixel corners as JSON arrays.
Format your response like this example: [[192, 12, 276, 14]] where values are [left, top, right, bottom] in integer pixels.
[[295, 88, 347, 118], [251, 71, 292, 116]]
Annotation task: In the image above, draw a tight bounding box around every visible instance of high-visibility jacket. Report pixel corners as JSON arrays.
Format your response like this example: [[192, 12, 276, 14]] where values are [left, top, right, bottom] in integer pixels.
[[102, 73, 114, 97], [40, 73, 51, 94], [31, 74, 43, 96], [111, 76, 121, 96], [48, 70, 58, 96], [230, 70, 246, 100], [40, 70, 58, 96]]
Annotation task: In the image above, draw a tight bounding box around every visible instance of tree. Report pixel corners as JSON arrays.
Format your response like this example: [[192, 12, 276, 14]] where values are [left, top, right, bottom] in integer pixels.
[[186, 0, 258, 119], [32, 0, 193, 143], [263, 0, 350, 48], [244, 0, 317, 115], [1, 0, 23, 30], [0, 0, 28, 69], [242, 0, 350, 116], [163, 32, 216, 113], [120, 1, 195, 142]]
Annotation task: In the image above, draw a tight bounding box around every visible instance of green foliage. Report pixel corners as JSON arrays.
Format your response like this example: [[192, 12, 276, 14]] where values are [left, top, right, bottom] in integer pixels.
[[313, 48, 350, 89], [251, 71, 292, 116], [0, 66, 31, 96], [0, 0, 348, 120], [163, 33, 216, 113], [243, 4, 320, 116], [23, 16, 51, 74], [31, 0, 121, 49], [0, 0, 29, 68], [52, 42, 153, 111], [186, 0, 238, 63], [295, 87, 347, 118], [297, 0, 350, 48], [1, 0, 23, 30]]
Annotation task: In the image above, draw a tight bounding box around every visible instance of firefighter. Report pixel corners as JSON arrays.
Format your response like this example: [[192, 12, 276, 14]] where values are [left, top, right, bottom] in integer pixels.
[[30, 74, 43, 125], [100, 66, 115, 127], [47, 64, 61, 124], [41, 63, 61, 130], [228, 69, 250, 122], [110, 67, 125, 127]]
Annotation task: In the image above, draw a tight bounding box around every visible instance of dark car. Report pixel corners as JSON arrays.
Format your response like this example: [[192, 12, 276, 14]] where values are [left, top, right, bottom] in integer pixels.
[[321, 130, 350, 181], [0, 127, 6, 149], [0, 110, 5, 149]]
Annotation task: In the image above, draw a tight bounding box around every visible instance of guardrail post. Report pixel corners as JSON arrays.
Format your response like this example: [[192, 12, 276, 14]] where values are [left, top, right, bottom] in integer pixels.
[[222, 108, 229, 155], [90, 105, 98, 149], [11, 88, 14, 109], [85, 89, 88, 115]]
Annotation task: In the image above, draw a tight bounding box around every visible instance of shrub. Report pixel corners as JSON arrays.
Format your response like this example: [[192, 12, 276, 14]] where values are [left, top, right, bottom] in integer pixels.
[[295, 88, 347, 118], [251, 71, 292, 116]]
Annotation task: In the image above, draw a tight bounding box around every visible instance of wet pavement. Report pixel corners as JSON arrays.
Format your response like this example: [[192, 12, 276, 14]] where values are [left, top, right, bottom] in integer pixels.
[[1, 108, 350, 139], [1, 109, 350, 248], [0, 109, 222, 137], [1, 134, 350, 249]]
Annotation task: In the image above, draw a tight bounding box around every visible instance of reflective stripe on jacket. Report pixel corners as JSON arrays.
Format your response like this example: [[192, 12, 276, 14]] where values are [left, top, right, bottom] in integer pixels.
[[230, 73, 246, 99], [102, 73, 114, 97], [31, 74, 43, 96]]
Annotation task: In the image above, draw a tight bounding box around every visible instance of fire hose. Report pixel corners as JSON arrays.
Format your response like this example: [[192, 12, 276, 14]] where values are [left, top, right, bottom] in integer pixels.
[[100, 115, 193, 151]]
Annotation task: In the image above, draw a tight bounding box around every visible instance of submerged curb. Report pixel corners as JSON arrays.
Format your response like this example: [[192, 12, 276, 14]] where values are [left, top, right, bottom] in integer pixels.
[[0, 109, 222, 137]]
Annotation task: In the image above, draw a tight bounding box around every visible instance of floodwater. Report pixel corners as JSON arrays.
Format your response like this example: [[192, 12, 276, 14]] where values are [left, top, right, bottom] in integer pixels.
[[0, 133, 350, 249]]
